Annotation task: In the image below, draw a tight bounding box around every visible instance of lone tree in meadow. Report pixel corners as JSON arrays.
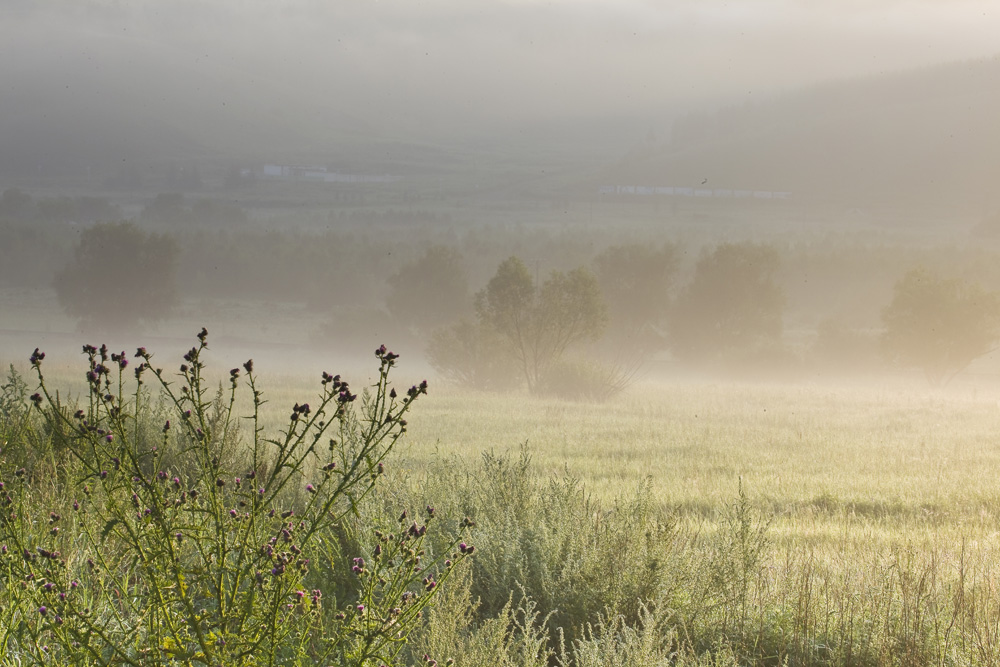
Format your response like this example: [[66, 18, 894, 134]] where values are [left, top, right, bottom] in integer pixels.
[[881, 267, 1000, 385], [54, 220, 179, 332], [474, 256, 607, 392]]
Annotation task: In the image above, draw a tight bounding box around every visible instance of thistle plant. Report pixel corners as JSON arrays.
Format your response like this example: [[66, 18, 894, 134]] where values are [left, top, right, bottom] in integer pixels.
[[0, 331, 471, 666]]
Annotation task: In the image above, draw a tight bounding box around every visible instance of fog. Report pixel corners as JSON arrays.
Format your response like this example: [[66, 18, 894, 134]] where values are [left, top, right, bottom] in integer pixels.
[[4, 1, 1000, 150], [8, 8, 1000, 664], [3, 0, 1000, 390]]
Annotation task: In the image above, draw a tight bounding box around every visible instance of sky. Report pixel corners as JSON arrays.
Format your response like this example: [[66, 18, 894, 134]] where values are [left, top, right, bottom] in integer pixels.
[[1, 0, 999, 150]]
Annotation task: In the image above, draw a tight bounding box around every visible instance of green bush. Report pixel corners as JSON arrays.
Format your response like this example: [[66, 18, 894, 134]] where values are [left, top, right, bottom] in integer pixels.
[[0, 332, 472, 666], [535, 359, 635, 402], [407, 448, 678, 655]]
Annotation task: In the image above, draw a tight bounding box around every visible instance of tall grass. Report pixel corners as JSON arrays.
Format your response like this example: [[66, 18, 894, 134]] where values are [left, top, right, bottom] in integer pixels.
[[8, 347, 1000, 665], [393, 444, 1000, 666]]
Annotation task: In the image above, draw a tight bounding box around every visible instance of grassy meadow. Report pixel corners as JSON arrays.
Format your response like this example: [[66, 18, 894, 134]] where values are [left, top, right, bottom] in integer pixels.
[[259, 373, 1000, 539], [8, 338, 1000, 665], [257, 368, 1000, 664]]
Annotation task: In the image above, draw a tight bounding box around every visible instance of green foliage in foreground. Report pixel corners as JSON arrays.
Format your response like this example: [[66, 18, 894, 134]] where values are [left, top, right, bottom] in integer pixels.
[[0, 334, 471, 666], [399, 446, 1000, 667], [11, 341, 1000, 666]]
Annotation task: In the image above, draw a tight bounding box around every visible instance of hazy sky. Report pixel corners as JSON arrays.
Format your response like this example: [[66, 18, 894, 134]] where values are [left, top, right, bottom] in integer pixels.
[[2, 0, 999, 148]]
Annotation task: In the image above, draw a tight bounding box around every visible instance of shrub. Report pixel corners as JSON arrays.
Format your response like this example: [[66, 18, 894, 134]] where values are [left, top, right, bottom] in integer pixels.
[[535, 358, 637, 402], [0, 331, 472, 666], [0, 365, 52, 472], [408, 561, 551, 667], [426, 320, 522, 392], [0, 365, 30, 443], [671, 243, 784, 367], [881, 266, 1000, 385], [408, 448, 678, 654], [592, 242, 679, 354], [53, 221, 179, 333]]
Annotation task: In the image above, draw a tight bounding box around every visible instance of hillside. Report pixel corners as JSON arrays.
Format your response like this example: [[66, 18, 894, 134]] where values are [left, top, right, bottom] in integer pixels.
[[600, 55, 1000, 216]]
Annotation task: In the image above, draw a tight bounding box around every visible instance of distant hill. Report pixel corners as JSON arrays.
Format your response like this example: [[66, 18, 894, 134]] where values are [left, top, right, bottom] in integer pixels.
[[0, 38, 378, 186], [598, 55, 1000, 216]]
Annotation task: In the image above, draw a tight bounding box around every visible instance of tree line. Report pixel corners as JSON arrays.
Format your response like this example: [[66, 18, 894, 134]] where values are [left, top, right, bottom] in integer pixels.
[[47, 221, 1000, 394]]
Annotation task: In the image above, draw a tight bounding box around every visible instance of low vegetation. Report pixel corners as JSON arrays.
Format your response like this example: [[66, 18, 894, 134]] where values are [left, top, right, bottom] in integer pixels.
[[0, 333, 471, 665], [6, 333, 1000, 665]]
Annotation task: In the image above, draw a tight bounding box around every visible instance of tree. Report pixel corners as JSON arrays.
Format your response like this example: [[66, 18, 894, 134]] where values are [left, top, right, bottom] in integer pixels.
[[671, 243, 784, 364], [386, 245, 470, 334], [593, 242, 678, 352], [426, 319, 521, 391], [54, 220, 179, 332], [881, 267, 1000, 385], [474, 256, 607, 392]]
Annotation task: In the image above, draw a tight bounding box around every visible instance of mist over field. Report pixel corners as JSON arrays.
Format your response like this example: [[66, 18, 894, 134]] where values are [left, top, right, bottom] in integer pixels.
[[9, 4, 1000, 665], [2, 0, 1000, 378]]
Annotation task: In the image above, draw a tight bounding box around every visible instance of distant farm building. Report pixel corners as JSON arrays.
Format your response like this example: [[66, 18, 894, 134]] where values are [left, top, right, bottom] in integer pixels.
[[598, 184, 791, 200], [261, 164, 396, 184]]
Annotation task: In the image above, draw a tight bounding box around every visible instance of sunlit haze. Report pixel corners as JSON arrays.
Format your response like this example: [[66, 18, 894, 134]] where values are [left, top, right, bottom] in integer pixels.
[[2, 1, 999, 145]]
